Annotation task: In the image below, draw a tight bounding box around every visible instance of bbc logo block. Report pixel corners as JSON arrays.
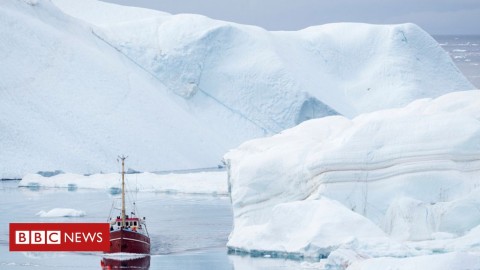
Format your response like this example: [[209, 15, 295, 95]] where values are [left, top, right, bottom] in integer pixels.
[[15, 231, 61, 244], [10, 223, 109, 252]]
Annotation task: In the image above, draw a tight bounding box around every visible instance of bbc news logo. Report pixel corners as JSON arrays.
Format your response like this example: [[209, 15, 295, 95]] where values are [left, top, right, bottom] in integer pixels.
[[15, 230, 102, 245], [16, 230, 61, 244], [10, 223, 110, 251]]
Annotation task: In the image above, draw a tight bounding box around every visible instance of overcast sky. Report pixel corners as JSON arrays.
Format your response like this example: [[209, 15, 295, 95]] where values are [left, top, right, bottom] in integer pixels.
[[101, 0, 480, 35]]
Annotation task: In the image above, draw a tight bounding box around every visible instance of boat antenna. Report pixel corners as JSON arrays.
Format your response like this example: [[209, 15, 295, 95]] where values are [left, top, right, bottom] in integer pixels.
[[119, 155, 128, 228]]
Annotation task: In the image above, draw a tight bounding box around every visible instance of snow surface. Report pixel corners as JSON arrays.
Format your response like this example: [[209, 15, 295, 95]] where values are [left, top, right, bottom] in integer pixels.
[[224, 90, 480, 265], [36, 208, 86, 217], [1, 0, 473, 178], [19, 171, 227, 195]]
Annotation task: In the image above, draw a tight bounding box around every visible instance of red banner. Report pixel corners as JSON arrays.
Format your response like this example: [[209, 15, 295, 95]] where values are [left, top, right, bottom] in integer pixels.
[[9, 223, 110, 252]]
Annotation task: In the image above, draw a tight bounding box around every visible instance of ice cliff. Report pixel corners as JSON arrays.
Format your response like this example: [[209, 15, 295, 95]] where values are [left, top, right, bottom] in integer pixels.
[[224, 90, 480, 261]]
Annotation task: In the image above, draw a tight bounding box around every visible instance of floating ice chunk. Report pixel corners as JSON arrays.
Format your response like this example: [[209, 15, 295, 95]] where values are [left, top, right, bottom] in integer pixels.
[[20, 171, 227, 195], [36, 208, 86, 218]]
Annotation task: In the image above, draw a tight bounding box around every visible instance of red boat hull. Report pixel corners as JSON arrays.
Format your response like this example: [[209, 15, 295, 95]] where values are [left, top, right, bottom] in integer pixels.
[[107, 230, 150, 254]]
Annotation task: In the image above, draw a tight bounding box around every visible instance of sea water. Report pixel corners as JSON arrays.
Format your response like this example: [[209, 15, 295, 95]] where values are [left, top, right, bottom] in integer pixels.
[[0, 180, 232, 269], [0, 180, 317, 270], [435, 35, 480, 88]]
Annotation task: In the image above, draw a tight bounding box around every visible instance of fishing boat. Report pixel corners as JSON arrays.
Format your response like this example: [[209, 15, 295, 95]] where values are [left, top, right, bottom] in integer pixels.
[[105, 156, 150, 254]]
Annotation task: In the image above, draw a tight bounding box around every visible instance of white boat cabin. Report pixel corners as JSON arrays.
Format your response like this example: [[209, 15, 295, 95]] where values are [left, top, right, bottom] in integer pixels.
[[110, 216, 147, 233]]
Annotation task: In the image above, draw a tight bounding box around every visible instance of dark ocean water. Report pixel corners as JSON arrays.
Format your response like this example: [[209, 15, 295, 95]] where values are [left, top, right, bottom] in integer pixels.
[[434, 35, 480, 88]]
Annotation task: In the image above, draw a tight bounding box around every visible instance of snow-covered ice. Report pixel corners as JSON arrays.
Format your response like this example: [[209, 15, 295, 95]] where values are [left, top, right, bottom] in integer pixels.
[[36, 208, 86, 217], [227, 197, 414, 259], [19, 171, 228, 195], [0, 0, 473, 179], [224, 90, 480, 265]]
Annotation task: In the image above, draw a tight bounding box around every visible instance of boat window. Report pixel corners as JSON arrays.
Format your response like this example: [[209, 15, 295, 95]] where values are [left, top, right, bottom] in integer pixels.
[[134, 221, 137, 226], [117, 222, 120, 226]]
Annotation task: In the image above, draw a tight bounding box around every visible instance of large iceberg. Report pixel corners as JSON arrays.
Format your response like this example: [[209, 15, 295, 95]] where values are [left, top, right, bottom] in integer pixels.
[[0, 0, 473, 179], [54, 0, 473, 121], [224, 90, 480, 262]]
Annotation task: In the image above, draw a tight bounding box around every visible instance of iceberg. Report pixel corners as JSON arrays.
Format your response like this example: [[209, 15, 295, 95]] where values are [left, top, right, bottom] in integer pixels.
[[227, 197, 413, 259], [224, 90, 480, 260], [36, 208, 86, 218], [53, 0, 474, 120], [1, 0, 472, 179]]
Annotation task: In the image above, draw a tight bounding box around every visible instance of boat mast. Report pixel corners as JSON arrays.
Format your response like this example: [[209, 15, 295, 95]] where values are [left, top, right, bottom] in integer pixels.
[[119, 155, 127, 228]]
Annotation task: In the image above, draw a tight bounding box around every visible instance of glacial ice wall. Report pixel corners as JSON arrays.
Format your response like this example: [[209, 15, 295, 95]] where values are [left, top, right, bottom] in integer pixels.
[[224, 90, 480, 258]]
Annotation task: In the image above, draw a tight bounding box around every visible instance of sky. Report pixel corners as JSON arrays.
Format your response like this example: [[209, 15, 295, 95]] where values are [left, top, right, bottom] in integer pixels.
[[101, 0, 480, 35]]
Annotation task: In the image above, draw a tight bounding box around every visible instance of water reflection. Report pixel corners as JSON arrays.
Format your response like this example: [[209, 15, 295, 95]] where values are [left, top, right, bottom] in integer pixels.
[[109, 187, 122, 195], [67, 183, 78, 192], [228, 254, 325, 270], [101, 255, 150, 269], [26, 182, 40, 191]]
